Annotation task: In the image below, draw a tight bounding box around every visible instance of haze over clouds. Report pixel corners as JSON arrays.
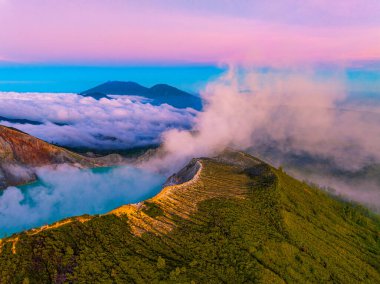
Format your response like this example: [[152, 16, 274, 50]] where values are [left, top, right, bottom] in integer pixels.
[[0, 92, 196, 148]]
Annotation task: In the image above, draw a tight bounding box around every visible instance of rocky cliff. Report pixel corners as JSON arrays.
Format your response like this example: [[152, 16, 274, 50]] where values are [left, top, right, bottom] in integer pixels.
[[0, 125, 122, 188]]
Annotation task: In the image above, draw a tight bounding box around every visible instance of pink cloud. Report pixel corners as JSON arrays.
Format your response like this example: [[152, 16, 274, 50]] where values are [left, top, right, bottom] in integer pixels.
[[0, 1, 379, 65]]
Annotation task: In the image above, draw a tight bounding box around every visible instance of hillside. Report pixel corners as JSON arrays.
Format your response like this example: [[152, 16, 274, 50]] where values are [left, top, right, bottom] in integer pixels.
[[0, 125, 122, 189], [80, 81, 203, 110], [0, 151, 379, 283]]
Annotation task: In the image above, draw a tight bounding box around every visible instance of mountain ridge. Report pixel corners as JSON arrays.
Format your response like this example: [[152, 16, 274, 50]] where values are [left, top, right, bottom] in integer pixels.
[[0, 150, 379, 283]]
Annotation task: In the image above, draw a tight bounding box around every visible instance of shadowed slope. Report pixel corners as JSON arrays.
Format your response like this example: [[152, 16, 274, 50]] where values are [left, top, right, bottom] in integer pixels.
[[0, 151, 379, 283]]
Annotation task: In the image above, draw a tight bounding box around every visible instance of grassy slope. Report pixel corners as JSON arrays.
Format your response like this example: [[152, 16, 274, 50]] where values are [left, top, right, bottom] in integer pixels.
[[0, 152, 379, 283]]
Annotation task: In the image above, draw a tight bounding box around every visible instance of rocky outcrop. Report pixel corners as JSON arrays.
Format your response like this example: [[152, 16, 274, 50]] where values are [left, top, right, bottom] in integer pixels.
[[0, 125, 124, 189], [163, 158, 201, 186]]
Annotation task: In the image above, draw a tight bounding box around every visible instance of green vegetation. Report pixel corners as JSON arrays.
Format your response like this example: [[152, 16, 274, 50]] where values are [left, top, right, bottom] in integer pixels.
[[142, 202, 165, 218], [0, 152, 379, 283]]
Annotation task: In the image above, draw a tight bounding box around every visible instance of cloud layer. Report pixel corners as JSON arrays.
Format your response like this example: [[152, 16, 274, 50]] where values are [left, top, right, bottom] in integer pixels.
[[0, 92, 196, 149]]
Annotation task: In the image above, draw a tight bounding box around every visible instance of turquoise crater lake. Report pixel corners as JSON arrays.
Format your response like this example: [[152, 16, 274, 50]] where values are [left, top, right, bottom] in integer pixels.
[[0, 165, 166, 238]]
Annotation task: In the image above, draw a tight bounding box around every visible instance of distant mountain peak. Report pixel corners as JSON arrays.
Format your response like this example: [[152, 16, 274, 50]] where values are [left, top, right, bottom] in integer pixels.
[[80, 81, 202, 110], [150, 83, 175, 89], [80, 81, 148, 96], [149, 83, 190, 96]]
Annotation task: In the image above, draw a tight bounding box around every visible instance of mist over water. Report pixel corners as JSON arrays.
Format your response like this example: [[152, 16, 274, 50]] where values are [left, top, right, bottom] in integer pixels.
[[0, 165, 165, 238]]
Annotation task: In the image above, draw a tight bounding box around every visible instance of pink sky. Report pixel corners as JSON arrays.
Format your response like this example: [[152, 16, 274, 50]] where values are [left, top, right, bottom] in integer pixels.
[[0, 0, 379, 65]]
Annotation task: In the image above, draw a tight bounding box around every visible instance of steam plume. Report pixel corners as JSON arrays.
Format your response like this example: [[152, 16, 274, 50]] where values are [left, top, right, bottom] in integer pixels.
[[147, 67, 380, 207]]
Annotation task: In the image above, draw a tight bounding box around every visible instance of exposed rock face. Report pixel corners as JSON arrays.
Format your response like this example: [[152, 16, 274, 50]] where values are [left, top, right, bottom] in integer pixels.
[[163, 158, 201, 186], [1, 127, 80, 166], [0, 126, 123, 189]]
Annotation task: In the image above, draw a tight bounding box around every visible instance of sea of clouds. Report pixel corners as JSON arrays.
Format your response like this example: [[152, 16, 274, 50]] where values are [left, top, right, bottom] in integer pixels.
[[0, 92, 196, 149]]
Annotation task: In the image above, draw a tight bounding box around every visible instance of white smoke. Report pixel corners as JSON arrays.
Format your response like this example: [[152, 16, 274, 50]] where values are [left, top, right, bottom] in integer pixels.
[[146, 67, 380, 207]]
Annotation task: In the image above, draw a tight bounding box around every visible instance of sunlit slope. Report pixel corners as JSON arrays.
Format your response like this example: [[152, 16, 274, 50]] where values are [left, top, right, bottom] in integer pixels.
[[0, 152, 379, 283], [0, 125, 123, 188]]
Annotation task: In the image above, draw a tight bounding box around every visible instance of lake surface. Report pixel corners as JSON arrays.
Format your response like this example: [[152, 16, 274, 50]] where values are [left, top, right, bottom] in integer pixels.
[[0, 165, 166, 238]]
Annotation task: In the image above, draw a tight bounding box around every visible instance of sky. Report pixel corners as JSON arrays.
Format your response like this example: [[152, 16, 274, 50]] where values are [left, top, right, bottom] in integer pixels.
[[0, 0, 380, 65], [0, 65, 224, 93], [0, 0, 379, 217]]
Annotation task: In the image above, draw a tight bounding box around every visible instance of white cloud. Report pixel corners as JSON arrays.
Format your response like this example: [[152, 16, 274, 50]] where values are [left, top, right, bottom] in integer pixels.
[[0, 92, 196, 148]]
